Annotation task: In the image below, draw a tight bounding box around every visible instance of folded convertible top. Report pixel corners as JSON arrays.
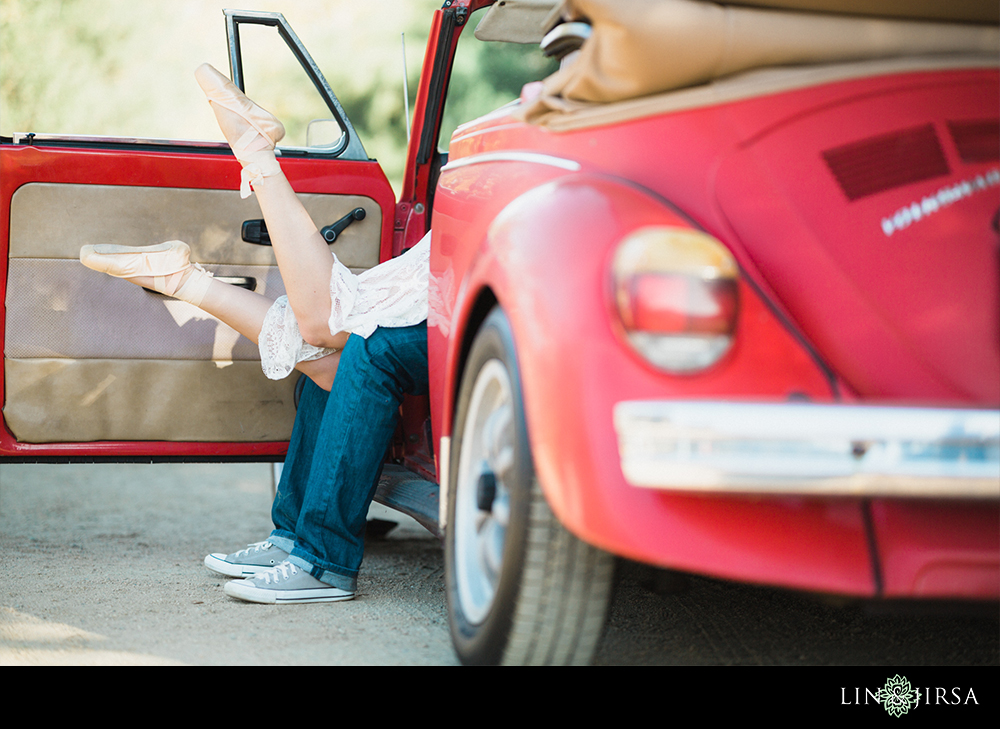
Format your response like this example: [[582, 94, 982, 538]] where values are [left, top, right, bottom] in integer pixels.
[[475, 0, 999, 45], [510, 0, 998, 123]]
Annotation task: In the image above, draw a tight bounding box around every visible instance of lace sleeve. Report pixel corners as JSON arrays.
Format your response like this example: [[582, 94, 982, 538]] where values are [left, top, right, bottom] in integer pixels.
[[328, 233, 430, 338], [258, 296, 337, 380], [257, 233, 430, 380]]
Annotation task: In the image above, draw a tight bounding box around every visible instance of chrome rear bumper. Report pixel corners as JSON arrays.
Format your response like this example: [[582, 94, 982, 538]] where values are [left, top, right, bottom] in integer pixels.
[[613, 401, 1000, 498]]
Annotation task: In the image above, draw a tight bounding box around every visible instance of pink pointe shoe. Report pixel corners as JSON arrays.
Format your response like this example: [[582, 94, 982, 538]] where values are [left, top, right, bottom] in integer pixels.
[[80, 240, 214, 307], [195, 63, 285, 199]]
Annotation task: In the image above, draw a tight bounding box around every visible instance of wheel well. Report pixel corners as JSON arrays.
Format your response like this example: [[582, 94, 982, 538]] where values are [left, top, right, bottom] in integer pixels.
[[452, 287, 499, 419]]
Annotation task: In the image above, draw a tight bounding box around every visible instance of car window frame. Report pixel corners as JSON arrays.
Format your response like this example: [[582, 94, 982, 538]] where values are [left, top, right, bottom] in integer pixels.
[[225, 9, 368, 161]]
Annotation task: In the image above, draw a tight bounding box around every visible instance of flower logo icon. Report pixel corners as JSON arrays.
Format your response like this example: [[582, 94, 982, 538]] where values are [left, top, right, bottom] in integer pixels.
[[881, 675, 918, 717]]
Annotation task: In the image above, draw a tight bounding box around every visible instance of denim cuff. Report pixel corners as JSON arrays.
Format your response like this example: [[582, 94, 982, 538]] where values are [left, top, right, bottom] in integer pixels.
[[267, 530, 295, 555], [288, 548, 358, 592]]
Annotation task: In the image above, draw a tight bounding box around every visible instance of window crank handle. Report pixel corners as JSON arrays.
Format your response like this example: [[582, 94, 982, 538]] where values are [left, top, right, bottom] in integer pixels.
[[321, 207, 366, 243]]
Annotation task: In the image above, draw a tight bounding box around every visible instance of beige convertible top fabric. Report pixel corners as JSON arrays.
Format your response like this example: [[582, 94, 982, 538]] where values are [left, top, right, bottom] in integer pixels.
[[474, 0, 998, 45], [475, 0, 559, 43], [519, 54, 997, 132], [517, 0, 999, 123], [702, 1, 997, 24]]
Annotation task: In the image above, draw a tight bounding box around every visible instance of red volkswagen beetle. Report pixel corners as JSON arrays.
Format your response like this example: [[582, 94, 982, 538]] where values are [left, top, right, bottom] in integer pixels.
[[1, 0, 998, 665]]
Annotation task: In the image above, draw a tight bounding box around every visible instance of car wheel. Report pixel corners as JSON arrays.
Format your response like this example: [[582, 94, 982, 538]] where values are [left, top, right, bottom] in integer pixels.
[[445, 307, 615, 665]]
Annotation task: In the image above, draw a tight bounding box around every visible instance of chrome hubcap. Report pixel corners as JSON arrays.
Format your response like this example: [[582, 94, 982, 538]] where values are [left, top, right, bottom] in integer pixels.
[[454, 359, 514, 625]]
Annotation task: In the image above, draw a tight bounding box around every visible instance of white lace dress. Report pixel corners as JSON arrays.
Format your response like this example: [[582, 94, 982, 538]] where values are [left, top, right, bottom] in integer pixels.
[[258, 232, 430, 380]]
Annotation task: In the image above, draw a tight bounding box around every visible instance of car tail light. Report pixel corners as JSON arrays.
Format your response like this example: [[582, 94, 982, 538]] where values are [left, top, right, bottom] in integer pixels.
[[612, 227, 739, 373]]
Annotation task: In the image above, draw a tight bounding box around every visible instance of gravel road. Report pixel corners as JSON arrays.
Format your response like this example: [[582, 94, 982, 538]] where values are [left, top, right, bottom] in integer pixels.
[[1, 462, 996, 666]]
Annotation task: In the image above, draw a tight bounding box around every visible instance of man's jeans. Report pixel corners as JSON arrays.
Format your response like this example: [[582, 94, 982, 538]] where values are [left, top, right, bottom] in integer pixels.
[[268, 323, 428, 592]]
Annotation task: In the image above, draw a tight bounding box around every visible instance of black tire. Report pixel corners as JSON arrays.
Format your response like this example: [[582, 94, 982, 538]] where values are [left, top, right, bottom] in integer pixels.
[[445, 307, 615, 665]]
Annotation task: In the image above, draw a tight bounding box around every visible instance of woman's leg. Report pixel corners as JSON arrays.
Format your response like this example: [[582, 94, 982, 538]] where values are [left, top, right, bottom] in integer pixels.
[[83, 252, 347, 391], [132, 269, 347, 391], [250, 175, 338, 347], [81, 65, 351, 388], [195, 64, 339, 348]]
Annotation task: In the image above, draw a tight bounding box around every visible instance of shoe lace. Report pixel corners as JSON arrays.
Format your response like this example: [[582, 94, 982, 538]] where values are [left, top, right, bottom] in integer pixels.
[[235, 540, 274, 557], [256, 560, 298, 585]]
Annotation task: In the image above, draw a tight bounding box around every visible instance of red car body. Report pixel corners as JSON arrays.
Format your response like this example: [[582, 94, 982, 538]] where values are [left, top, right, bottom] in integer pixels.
[[1, 0, 997, 663], [429, 61, 999, 599]]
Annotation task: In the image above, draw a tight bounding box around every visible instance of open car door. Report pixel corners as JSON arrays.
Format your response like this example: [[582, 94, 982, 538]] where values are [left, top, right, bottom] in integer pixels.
[[0, 10, 395, 461]]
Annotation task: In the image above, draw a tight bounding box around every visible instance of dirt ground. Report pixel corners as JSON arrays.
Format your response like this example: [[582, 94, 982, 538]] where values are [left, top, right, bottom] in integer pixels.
[[1, 462, 997, 666]]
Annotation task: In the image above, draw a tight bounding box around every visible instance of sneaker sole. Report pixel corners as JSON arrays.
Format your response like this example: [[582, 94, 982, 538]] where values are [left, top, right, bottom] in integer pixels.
[[204, 553, 283, 578], [224, 579, 355, 604]]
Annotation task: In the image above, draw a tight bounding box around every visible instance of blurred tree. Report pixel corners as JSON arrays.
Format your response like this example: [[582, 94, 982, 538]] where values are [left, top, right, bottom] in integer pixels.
[[441, 27, 558, 150], [0, 0, 556, 194], [333, 4, 557, 188], [1, 0, 136, 137]]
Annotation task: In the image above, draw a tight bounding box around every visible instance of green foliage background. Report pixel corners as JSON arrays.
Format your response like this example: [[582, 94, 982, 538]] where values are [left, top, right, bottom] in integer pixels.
[[0, 0, 555, 194]]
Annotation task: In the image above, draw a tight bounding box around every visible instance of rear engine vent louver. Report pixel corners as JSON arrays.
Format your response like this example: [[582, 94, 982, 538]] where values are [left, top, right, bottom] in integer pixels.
[[947, 119, 1000, 163], [823, 124, 949, 201]]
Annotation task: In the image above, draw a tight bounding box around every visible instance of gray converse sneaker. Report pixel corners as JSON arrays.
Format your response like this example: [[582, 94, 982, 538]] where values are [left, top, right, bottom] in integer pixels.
[[204, 540, 289, 577], [224, 560, 355, 604]]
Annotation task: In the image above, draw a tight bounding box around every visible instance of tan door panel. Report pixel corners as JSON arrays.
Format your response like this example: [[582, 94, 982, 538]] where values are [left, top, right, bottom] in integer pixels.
[[8, 182, 380, 267], [4, 182, 382, 443]]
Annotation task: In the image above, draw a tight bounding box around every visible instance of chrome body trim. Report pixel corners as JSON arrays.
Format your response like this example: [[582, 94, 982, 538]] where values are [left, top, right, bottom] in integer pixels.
[[8, 134, 338, 157], [438, 435, 451, 530], [613, 401, 1000, 498], [441, 151, 581, 172], [11, 133, 227, 148]]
